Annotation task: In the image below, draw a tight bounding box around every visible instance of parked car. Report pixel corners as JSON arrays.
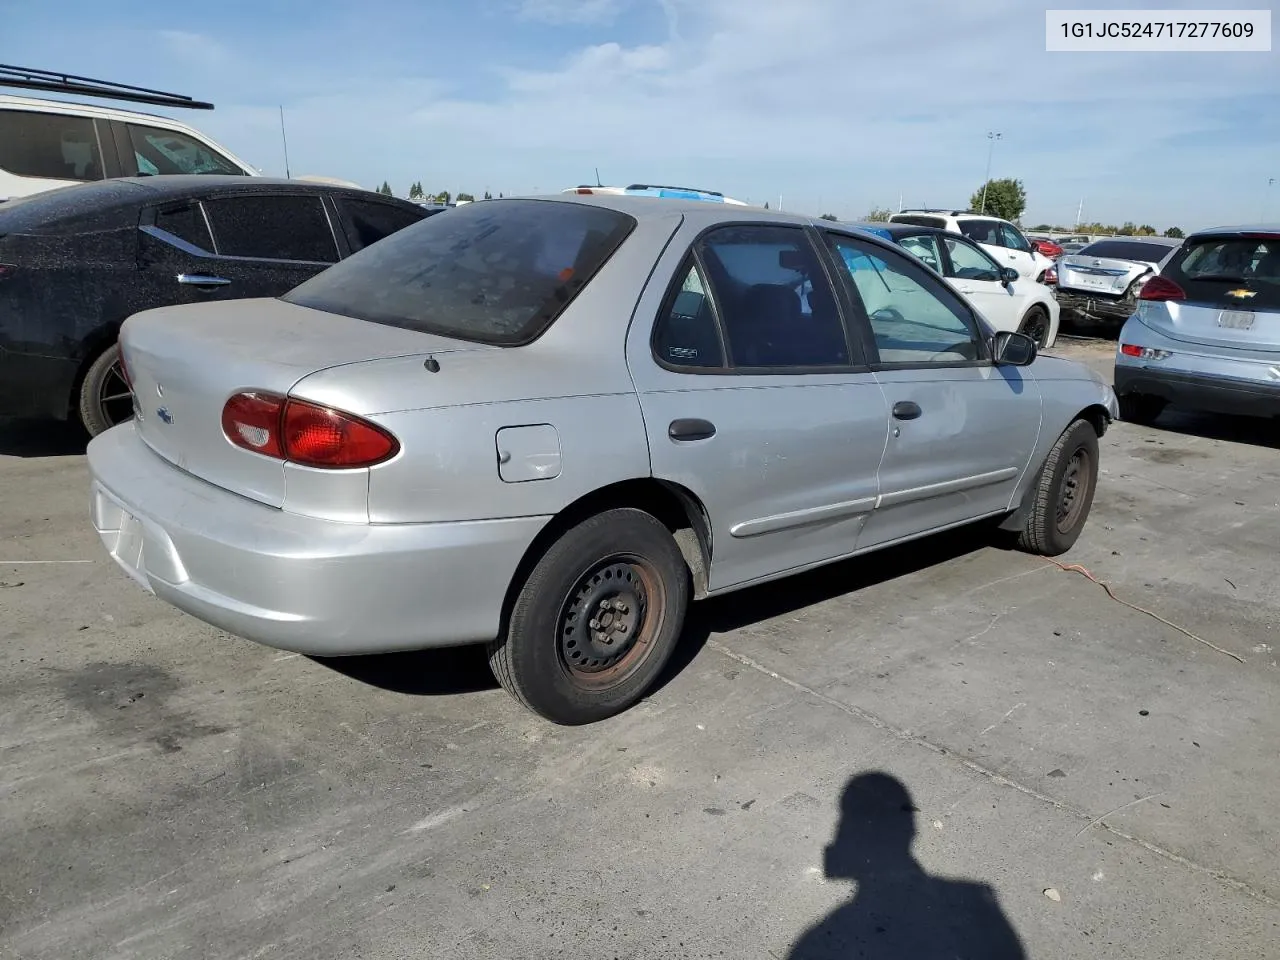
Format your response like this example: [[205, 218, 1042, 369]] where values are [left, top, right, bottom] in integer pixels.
[[844, 221, 1060, 347], [0, 94, 259, 201], [0, 175, 428, 434], [1030, 237, 1064, 259], [87, 196, 1117, 724], [564, 183, 749, 205], [888, 209, 1054, 283], [1055, 237, 1183, 324], [1114, 225, 1280, 424]]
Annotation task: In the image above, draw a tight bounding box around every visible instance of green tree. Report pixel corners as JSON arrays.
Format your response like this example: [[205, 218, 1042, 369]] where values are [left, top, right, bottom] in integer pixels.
[[969, 178, 1026, 221], [1116, 221, 1137, 236], [819, 213, 838, 221], [434, 190, 451, 203], [457, 192, 475, 202], [1137, 224, 1157, 236], [1164, 226, 1184, 238], [377, 181, 392, 196], [865, 207, 892, 222], [408, 181, 424, 200], [483, 190, 493, 200], [764, 201, 770, 209]]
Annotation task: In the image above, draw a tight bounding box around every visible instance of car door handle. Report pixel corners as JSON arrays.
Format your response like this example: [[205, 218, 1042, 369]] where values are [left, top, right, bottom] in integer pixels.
[[176, 273, 231, 287], [669, 418, 716, 441], [892, 401, 922, 421]]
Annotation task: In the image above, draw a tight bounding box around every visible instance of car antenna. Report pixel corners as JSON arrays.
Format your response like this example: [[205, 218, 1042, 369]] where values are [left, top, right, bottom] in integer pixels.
[[0, 63, 215, 109], [279, 105, 292, 179], [595, 167, 603, 187]]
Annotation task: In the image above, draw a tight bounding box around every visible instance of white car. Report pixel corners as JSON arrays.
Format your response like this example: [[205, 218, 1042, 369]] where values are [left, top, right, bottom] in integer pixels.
[[889, 209, 1054, 283], [852, 221, 1060, 347], [0, 94, 259, 201]]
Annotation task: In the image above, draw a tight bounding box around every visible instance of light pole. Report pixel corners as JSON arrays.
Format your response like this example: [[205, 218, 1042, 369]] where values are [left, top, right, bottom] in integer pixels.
[[979, 131, 1002, 213], [1265, 178, 1276, 224]]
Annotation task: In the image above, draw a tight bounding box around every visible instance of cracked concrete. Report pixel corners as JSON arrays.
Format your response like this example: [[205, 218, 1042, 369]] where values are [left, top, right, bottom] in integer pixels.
[[1, 338, 1278, 959]]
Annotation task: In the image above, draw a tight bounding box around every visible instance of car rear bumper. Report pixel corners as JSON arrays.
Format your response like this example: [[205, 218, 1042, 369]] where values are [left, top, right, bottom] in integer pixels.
[[1114, 365, 1280, 418], [1055, 288, 1134, 322], [87, 422, 550, 655]]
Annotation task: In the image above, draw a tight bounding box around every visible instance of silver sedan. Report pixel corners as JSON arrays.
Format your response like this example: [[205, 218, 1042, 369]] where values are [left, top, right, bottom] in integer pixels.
[[88, 196, 1118, 724]]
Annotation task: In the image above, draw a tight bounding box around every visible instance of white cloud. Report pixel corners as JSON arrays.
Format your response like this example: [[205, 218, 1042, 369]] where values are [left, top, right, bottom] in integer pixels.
[[154, 0, 1279, 228]]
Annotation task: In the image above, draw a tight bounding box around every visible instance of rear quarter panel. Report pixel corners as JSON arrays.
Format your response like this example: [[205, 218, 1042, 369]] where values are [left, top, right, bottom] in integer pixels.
[[289, 209, 688, 525]]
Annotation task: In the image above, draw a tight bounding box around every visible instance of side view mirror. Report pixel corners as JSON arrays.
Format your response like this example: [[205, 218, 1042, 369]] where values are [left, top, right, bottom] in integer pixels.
[[1000, 267, 1020, 285], [992, 330, 1037, 366]]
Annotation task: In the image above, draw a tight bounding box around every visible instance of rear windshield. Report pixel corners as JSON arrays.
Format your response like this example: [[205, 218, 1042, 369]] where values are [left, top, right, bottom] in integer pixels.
[[1077, 240, 1175, 262], [282, 199, 636, 345], [1162, 235, 1280, 310]]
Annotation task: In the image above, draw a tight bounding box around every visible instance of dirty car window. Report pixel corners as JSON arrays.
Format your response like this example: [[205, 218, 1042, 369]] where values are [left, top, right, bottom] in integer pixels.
[[282, 199, 636, 346]]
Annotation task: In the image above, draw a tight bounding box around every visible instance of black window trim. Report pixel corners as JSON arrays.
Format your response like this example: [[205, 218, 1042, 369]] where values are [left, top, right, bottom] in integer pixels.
[[819, 227, 994, 372], [647, 220, 871, 377], [330, 193, 427, 254]]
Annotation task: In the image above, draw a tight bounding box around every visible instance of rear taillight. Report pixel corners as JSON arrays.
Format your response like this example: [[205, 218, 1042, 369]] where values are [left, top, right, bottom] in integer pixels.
[[1120, 343, 1172, 360], [1043, 266, 1057, 285], [221, 391, 398, 468], [1138, 276, 1186, 301]]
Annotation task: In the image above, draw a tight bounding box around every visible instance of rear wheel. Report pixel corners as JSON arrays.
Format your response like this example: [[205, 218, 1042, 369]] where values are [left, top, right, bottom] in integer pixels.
[[488, 508, 690, 724], [1018, 306, 1052, 349], [1017, 419, 1099, 557], [1118, 393, 1166, 426], [77, 343, 133, 437]]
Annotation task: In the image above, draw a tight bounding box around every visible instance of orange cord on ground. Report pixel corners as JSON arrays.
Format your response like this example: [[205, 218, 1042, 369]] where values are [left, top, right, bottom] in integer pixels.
[[1044, 558, 1247, 663]]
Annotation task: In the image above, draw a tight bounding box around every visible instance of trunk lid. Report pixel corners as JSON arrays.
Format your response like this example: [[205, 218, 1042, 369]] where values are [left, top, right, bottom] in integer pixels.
[[1140, 232, 1280, 352], [120, 297, 492, 506], [1057, 255, 1150, 296]]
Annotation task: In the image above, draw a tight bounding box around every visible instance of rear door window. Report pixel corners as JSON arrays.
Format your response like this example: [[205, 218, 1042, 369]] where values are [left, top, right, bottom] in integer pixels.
[[203, 195, 338, 263], [0, 109, 105, 181], [942, 237, 1002, 282], [283, 199, 636, 344], [999, 223, 1031, 252], [1163, 235, 1280, 310], [696, 224, 850, 368], [126, 124, 245, 176], [897, 234, 943, 272], [335, 198, 426, 252]]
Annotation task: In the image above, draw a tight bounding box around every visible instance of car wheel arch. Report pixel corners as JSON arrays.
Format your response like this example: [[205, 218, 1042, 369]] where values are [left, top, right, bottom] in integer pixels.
[[67, 322, 126, 418], [498, 478, 713, 640]]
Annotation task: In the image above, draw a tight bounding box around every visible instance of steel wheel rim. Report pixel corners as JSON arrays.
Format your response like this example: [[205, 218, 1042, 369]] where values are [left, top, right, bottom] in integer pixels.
[[1056, 447, 1092, 533], [557, 555, 665, 690], [97, 360, 135, 428]]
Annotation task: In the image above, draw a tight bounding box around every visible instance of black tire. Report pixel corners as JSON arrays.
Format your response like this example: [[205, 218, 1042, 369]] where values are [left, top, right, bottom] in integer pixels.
[[1017, 419, 1100, 556], [488, 508, 690, 725], [1018, 306, 1052, 348], [1118, 393, 1165, 426], [77, 343, 133, 437]]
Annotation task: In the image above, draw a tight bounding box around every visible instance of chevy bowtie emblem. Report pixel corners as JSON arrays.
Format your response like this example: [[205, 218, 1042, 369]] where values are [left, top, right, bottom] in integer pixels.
[[157, 407, 174, 425], [1227, 288, 1257, 299]]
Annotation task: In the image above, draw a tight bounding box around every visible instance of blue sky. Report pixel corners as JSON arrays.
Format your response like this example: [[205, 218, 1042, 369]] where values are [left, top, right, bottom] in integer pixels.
[[3, 0, 1277, 230]]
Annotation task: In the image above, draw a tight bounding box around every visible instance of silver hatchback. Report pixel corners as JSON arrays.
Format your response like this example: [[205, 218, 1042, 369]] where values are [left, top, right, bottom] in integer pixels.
[[1115, 225, 1280, 424], [88, 197, 1117, 724]]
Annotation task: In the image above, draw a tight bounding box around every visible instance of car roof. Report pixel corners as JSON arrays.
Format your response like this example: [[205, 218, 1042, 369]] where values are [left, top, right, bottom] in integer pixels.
[[0, 93, 207, 130], [1186, 223, 1280, 240], [520, 192, 805, 223]]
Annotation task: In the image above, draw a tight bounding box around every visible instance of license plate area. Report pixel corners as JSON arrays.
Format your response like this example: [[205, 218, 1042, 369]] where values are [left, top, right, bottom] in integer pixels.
[[1218, 310, 1256, 330]]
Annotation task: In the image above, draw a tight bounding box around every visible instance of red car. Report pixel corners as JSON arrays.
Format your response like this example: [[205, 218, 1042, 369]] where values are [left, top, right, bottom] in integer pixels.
[[1031, 238, 1064, 259]]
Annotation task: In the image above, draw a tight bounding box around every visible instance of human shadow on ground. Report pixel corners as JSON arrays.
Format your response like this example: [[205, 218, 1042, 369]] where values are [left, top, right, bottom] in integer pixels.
[[0, 418, 88, 458], [787, 772, 1026, 960]]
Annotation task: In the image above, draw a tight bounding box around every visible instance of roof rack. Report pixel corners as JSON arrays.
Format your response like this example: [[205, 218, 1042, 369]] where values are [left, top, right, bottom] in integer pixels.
[[0, 64, 215, 110], [627, 183, 725, 197]]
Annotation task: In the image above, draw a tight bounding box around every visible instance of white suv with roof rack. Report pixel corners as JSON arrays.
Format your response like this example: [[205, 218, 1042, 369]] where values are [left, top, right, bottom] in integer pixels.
[[0, 65, 261, 202], [889, 208, 1054, 283]]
